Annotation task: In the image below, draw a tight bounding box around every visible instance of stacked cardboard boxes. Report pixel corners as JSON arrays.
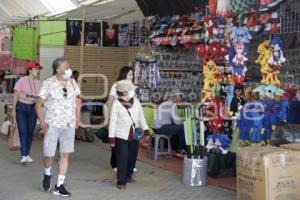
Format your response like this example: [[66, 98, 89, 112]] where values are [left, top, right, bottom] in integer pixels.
[[237, 146, 300, 200]]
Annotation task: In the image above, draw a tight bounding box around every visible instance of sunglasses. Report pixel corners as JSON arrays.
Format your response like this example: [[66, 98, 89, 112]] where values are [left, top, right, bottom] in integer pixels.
[[62, 88, 67, 98]]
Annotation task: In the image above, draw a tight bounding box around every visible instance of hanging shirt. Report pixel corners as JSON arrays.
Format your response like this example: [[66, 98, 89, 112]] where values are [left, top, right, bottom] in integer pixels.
[[14, 76, 42, 102]]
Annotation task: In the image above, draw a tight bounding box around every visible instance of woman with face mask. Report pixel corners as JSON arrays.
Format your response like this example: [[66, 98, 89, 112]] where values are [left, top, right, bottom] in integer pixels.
[[104, 66, 136, 172], [12, 61, 43, 164]]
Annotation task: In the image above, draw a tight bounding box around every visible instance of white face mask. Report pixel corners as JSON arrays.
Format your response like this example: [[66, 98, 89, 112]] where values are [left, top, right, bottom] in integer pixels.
[[63, 69, 72, 80]]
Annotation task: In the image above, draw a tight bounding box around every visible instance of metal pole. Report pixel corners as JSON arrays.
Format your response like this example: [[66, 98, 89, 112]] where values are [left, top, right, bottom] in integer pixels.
[[79, 7, 86, 76]]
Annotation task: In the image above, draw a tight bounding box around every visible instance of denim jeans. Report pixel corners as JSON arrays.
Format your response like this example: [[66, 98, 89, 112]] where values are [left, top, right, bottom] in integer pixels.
[[156, 124, 186, 150], [16, 102, 37, 157]]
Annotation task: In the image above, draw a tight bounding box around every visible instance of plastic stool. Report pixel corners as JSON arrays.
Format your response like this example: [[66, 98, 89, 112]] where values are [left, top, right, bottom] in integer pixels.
[[154, 134, 172, 161]]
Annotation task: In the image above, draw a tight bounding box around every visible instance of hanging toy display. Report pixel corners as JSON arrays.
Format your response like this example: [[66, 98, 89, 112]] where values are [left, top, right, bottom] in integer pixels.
[[229, 43, 249, 84], [230, 84, 246, 117], [255, 40, 272, 85], [204, 17, 216, 43], [202, 60, 218, 102], [213, 18, 227, 43], [230, 26, 252, 44], [216, 0, 231, 18], [267, 37, 286, 85]]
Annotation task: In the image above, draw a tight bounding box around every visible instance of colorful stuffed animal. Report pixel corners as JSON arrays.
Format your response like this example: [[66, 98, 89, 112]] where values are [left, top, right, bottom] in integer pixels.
[[202, 60, 218, 102], [215, 43, 228, 66], [213, 17, 226, 43], [203, 60, 218, 79], [202, 77, 217, 102], [206, 42, 219, 61], [231, 26, 252, 44], [206, 135, 216, 152], [215, 134, 231, 154], [225, 85, 234, 109], [253, 84, 285, 100], [206, 133, 231, 154], [255, 40, 281, 85], [268, 37, 286, 71], [246, 102, 264, 144], [204, 17, 216, 43], [230, 84, 245, 116], [229, 43, 249, 84], [259, 37, 285, 85]]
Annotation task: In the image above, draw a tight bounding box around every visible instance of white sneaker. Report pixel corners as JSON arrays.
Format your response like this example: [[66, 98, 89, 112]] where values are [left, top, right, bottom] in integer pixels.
[[113, 168, 117, 172], [133, 168, 137, 172], [26, 156, 34, 163], [20, 156, 27, 164]]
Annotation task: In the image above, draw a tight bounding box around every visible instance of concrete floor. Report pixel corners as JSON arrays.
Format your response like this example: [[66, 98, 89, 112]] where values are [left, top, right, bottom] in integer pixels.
[[0, 135, 236, 200]]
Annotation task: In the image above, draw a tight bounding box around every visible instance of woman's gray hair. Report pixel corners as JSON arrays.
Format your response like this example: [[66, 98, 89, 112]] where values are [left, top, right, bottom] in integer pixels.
[[52, 57, 67, 75]]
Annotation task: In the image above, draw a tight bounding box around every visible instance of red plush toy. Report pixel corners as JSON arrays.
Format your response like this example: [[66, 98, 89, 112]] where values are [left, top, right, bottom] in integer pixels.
[[215, 43, 228, 65], [204, 17, 216, 43], [206, 42, 219, 61]]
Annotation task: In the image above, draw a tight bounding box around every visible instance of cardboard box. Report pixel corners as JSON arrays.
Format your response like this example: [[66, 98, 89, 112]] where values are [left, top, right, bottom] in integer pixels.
[[281, 143, 300, 151], [237, 146, 300, 200]]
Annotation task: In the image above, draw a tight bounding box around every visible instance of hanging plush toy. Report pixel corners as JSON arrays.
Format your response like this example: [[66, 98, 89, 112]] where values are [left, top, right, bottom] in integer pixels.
[[225, 18, 233, 45], [231, 26, 252, 44], [230, 84, 245, 117], [203, 60, 218, 78], [246, 102, 264, 144], [204, 17, 216, 43], [269, 11, 281, 34], [268, 37, 286, 71], [229, 43, 249, 84], [216, 0, 231, 18], [225, 85, 234, 109], [197, 43, 206, 62], [213, 18, 227, 43], [206, 42, 219, 61], [255, 40, 273, 84], [202, 77, 217, 102], [215, 43, 228, 66], [259, 37, 286, 85]]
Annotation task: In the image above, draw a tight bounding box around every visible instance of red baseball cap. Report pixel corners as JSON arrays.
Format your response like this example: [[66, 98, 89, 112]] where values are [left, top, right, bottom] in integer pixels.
[[26, 61, 42, 70]]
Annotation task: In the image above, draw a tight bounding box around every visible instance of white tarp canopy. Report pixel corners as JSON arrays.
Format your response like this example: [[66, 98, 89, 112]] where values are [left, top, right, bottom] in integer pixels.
[[0, 0, 144, 26]]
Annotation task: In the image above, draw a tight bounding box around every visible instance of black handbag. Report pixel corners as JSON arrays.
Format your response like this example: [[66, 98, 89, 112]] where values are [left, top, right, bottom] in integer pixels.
[[75, 128, 95, 143], [95, 127, 109, 143]]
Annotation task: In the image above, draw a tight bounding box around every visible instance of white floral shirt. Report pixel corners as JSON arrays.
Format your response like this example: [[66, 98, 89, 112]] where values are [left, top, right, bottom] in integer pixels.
[[38, 76, 80, 128]]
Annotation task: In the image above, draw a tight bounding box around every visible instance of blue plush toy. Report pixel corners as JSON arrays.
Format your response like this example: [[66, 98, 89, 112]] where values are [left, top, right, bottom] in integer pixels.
[[245, 102, 264, 143], [231, 26, 253, 44], [262, 100, 274, 142], [279, 101, 289, 122], [225, 85, 234, 109], [206, 133, 231, 154]]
